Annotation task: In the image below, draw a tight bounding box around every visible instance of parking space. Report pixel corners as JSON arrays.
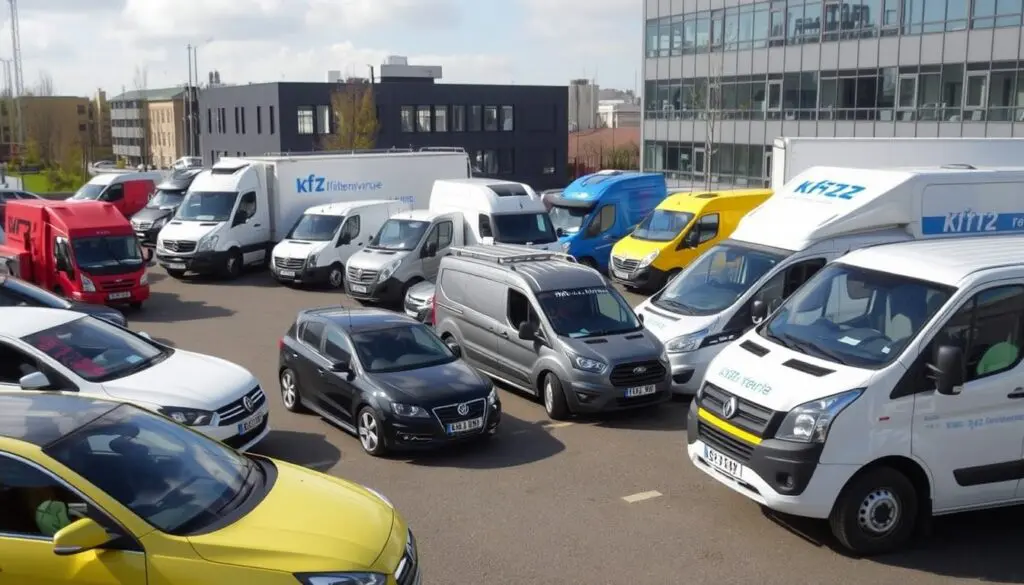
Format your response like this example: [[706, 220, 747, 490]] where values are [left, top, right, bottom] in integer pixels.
[[132, 268, 1024, 585]]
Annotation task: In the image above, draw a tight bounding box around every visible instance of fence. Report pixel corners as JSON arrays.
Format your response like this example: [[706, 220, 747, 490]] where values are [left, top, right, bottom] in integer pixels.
[[568, 144, 640, 180]]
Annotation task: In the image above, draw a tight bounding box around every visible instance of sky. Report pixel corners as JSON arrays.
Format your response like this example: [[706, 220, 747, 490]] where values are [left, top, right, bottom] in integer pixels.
[[2, 0, 641, 98]]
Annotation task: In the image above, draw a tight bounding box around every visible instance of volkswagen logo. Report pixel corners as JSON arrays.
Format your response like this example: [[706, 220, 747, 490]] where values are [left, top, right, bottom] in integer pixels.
[[721, 396, 738, 419], [457, 403, 469, 416], [633, 366, 647, 374], [243, 395, 254, 412]]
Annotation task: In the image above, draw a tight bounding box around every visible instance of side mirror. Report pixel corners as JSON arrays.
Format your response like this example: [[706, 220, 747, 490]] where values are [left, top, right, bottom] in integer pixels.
[[19, 371, 50, 390], [232, 211, 248, 227], [637, 313, 645, 323], [337, 234, 352, 247], [447, 342, 461, 357], [423, 242, 438, 257], [682, 229, 700, 249], [137, 331, 152, 340], [931, 345, 965, 396], [53, 518, 113, 556], [556, 227, 565, 237], [517, 321, 537, 341], [329, 356, 351, 373], [367, 234, 375, 242], [750, 300, 768, 324]]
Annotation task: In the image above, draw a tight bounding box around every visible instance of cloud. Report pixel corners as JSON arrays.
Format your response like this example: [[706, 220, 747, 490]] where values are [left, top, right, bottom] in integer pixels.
[[521, 0, 640, 55], [305, 0, 461, 30]]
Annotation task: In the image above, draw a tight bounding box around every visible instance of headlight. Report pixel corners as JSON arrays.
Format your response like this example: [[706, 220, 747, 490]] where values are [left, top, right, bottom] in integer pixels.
[[659, 348, 669, 364], [361, 485, 393, 508], [158, 406, 215, 426], [560, 241, 570, 253], [487, 386, 497, 405], [637, 250, 659, 268], [307, 252, 319, 266], [139, 273, 148, 286], [665, 328, 710, 353], [293, 573, 387, 585], [775, 389, 863, 443], [377, 259, 400, 282], [567, 351, 607, 374], [196, 235, 218, 252], [391, 402, 428, 417], [80, 275, 96, 292]]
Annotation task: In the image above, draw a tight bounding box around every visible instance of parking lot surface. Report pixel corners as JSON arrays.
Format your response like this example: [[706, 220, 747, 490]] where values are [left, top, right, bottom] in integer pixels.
[[134, 269, 1024, 585]]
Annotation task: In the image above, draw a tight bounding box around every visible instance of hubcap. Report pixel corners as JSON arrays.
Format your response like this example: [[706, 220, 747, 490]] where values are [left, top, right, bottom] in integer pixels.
[[544, 380, 554, 412], [280, 370, 296, 408], [358, 412, 379, 451], [858, 488, 900, 535]]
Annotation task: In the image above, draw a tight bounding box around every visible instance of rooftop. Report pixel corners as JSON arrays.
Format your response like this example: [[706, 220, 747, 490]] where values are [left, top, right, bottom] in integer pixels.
[[109, 87, 188, 102], [306, 306, 417, 332], [840, 235, 1024, 286]]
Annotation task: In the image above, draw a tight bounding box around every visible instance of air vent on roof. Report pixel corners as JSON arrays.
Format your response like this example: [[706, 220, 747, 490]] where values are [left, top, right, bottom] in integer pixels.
[[211, 162, 249, 174], [696, 193, 718, 198], [740, 340, 769, 356], [782, 359, 834, 377], [941, 163, 976, 169], [489, 185, 530, 197]]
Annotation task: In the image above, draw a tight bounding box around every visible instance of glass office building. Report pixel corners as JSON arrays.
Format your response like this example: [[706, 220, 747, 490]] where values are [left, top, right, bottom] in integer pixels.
[[642, 0, 1024, 187]]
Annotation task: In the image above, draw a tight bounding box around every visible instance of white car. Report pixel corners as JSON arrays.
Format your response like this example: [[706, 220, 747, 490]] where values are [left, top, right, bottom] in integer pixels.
[[0, 306, 269, 451]]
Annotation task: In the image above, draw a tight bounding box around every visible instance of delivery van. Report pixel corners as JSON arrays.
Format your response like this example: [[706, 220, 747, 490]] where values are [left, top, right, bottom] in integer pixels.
[[689, 234, 1024, 555], [68, 171, 164, 218], [429, 178, 559, 250], [610, 188, 772, 292], [635, 165, 1024, 396]]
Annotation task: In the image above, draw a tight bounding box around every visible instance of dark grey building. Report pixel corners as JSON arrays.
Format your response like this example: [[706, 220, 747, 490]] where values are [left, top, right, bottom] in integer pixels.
[[198, 80, 568, 189]]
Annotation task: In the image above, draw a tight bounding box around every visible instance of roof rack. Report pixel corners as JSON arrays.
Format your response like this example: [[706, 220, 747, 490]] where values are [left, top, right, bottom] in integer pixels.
[[260, 148, 416, 157], [418, 147, 467, 153], [450, 246, 578, 265]]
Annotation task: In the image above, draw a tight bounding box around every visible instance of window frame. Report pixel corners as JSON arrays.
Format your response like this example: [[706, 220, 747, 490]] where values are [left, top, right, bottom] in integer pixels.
[[298, 319, 325, 349], [697, 213, 720, 244], [585, 204, 616, 238], [506, 288, 540, 330], [434, 105, 448, 132], [483, 106, 499, 131], [416, 106, 432, 133]]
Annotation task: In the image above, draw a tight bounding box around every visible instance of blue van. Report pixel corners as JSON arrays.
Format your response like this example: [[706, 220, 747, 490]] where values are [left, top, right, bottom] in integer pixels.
[[548, 171, 667, 271]]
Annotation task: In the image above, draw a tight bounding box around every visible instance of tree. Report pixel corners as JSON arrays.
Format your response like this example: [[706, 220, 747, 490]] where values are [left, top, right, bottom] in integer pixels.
[[133, 65, 149, 166], [23, 98, 60, 164], [322, 81, 379, 150], [688, 58, 724, 191], [33, 71, 54, 96]]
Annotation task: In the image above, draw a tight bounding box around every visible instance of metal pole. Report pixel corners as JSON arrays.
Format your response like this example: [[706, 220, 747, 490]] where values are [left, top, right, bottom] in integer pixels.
[[186, 44, 193, 157], [192, 46, 199, 155]]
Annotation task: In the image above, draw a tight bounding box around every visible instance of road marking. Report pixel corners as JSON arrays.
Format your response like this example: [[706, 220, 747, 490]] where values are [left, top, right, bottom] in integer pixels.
[[622, 490, 662, 503], [545, 422, 574, 429]]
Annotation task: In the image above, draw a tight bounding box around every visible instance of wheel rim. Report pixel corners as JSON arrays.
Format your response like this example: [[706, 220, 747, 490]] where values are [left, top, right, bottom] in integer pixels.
[[358, 412, 379, 451], [228, 256, 238, 273], [544, 379, 554, 412], [857, 488, 901, 535], [280, 370, 296, 408], [329, 268, 343, 287]]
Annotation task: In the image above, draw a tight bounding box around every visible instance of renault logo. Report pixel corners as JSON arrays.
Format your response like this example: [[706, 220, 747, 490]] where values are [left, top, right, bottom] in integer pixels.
[[633, 366, 647, 374], [243, 396, 254, 412], [457, 403, 469, 416], [721, 396, 738, 419]]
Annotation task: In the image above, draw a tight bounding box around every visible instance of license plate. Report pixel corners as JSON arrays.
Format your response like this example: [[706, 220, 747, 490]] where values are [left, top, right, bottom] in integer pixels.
[[167, 262, 186, 270], [613, 269, 628, 279], [278, 269, 296, 277], [625, 385, 656, 397], [703, 444, 742, 479], [108, 291, 131, 300], [237, 412, 265, 434], [136, 232, 146, 238], [447, 417, 483, 434], [349, 283, 368, 293]]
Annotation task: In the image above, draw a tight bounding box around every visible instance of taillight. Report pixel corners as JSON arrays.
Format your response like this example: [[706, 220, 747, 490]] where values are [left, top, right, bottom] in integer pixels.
[[429, 295, 436, 325], [278, 337, 285, 351]]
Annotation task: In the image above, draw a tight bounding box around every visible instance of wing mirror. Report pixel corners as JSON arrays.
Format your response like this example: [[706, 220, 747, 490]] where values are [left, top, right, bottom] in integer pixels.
[[517, 322, 537, 341], [19, 371, 51, 390], [423, 242, 438, 257], [750, 300, 768, 324], [930, 345, 965, 396], [53, 518, 114, 556]]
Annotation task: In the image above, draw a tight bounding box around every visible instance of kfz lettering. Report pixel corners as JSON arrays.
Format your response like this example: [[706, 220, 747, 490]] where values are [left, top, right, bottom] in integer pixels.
[[792, 179, 865, 200], [296, 174, 384, 193], [941, 209, 1012, 233]]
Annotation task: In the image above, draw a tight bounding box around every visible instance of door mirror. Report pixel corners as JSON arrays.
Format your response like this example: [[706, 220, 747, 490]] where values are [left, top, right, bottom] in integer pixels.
[[367, 234, 375, 242], [53, 518, 113, 556], [682, 229, 700, 249], [19, 371, 50, 390], [446, 342, 461, 357], [423, 241, 438, 257], [337, 234, 352, 247], [556, 227, 566, 237], [750, 300, 768, 324], [517, 321, 537, 341], [329, 355, 351, 373], [931, 345, 965, 396], [637, 313, 645, 323]]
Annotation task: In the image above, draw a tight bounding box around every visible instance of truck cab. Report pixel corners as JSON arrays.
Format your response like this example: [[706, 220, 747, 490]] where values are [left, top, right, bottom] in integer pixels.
[[549, 171, 667, 271], [68, 171, 164, 218], [428, 178, 559, 250], [131, 168, 204, 250], [0, 200, 149, 308]]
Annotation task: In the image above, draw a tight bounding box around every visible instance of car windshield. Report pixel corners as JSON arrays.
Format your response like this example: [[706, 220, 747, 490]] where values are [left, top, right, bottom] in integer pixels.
[[549, 204, 589, 235], [537, 286, 641, 338], [72, 236, 144, 272], [4, 278, 72, 309], [762, 264, 954, 369], [69, 183, 106, 201], [44, 404, 260, 536], [176, 191, 238, 222], [22, 316, 170, 383], [371, 219, 429, 251], [653, 243, 787, 316], [351, 324, 456, 372], [147, 190, 185, 209], [492, 212, 557, 244], [632, 210, 694, 242], [287, 214, 344, 242]]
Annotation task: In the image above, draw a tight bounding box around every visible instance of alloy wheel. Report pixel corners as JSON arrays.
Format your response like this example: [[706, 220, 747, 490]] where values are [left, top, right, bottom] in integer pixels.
[[358, 411, 379, 452]]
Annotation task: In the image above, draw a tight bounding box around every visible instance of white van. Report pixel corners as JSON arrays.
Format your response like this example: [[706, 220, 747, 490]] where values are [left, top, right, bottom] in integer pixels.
[[428, 178, 559, 250], [270, 200, 408, 288], [635, 165, 1024, 396], [688, 234, 1024, 555]]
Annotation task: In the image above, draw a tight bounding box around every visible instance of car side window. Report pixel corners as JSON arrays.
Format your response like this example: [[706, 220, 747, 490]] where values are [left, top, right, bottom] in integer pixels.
[[102, 184, 124, 202], [507, 289, 538, 329], [479, 215, 493, 238], [727, 258, 827, 331], [586, 205, 616, 237], [299, 320, 325, 348], [0, 341, 42, 385], [934, 285, 1024, 382], [323, 328, 354, 362], [697, 213, 719, 244], [0, 454, 88, 538], [341, 215, 360, 241], [437, 221, 453, 250], [238, 191, 257, 218]]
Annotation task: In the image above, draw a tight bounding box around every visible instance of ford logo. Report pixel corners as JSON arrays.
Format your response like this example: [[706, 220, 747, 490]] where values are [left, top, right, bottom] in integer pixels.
[[633, 366, 647, 374]]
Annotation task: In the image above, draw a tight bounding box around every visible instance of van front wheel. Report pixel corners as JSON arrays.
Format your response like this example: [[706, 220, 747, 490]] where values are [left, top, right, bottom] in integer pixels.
[[829, 466, 918, 556], [542, 373, 570, 420]]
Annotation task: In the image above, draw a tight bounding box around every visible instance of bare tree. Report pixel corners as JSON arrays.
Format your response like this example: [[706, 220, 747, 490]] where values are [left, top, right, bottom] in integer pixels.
[[688, 58, 724, 191], [33, 71, 54, 96], [133, 65, 149, 167]]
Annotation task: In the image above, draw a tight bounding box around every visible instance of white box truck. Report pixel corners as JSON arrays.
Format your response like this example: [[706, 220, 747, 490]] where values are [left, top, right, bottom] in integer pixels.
[[154, 149, 470, 279], [770, 137, 1024, 190]]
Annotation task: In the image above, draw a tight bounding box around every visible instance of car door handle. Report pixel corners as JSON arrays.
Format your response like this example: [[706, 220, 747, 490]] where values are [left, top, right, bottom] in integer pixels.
[[1008, 387, 1024, 399], [499, 330, 509, 338]]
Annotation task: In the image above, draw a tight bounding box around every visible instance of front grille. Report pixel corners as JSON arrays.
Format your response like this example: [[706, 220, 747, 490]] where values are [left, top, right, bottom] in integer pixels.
[[611, 256, 639, 272], [274, 256, 305, 270], [396, 530, 419, 585], [698, 382, 773, 435], [162, 240, 196, 253], [217, 386, 266, 425], [99, 280, 135, 292], [432, 398, 486, 425], [222, 416, 268, 449], [404, 297, 421, 315], [346, 265, 379, 284], [132, 221, 153, 231], [698, 420, 755, 462], [609, 360, 667, 387]]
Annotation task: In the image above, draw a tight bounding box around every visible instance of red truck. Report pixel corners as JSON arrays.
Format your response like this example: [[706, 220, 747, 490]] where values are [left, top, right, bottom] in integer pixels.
[[0, 199, 150, 308]]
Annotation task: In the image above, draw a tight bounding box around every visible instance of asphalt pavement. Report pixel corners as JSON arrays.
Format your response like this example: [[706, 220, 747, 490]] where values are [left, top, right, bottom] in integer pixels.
[[131, 268, 1024, 585]]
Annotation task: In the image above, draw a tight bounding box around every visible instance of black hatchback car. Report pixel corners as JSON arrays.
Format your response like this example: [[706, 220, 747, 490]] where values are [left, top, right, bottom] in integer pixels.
[[278, 307, 500, 456]]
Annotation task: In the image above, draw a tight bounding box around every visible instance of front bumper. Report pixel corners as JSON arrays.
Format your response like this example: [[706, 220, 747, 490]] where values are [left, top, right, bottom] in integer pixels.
[[157, 250, 226, 275], [345, 276, 405, 304], [563, 377, 672, 413], [381, 400, 501, 450], [665, 345, 722, 396], [198, 404, 271, 452], [70, 287, 150, 306], [271, 261, 331, 285], [609, 264, 670, 291]]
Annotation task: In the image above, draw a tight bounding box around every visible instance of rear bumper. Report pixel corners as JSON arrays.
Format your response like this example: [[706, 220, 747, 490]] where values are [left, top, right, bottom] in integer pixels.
[[157, 251, 225, 275]]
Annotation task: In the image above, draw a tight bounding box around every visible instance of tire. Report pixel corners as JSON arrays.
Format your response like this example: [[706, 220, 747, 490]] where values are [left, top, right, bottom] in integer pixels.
[[129, 302, 143, 310], [542, 372, 571, 420], [326, 263, 345, 289], [829, 466, 919, 556], [166, 268, 186, 279], [224, 249, 243, 279], [278, 367, 308, 413], [356, 406, 388, 456]]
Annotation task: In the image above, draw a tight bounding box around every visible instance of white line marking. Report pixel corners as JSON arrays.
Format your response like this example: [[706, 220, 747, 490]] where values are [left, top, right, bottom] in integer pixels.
[[546, 422, 574, 429], [622, 490, 662, 503]]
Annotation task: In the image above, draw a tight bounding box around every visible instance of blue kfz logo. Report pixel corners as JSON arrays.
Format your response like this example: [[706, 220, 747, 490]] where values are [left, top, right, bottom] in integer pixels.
[[792, 179, 866, 200], [296, 174, 326, 193]]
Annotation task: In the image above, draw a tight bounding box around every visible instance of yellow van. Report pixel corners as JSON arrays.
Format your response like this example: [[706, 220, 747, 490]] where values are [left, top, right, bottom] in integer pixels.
[[610, 188, 772, 292]]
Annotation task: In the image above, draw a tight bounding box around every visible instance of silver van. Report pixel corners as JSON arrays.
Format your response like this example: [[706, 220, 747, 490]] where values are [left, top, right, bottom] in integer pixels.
[[433, 245, 670, 420]]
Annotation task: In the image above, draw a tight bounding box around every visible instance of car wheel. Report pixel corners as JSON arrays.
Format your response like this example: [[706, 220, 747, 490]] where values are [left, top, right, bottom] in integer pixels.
[[224, 249, 243, 279], [166, 268, 186, 279], [829, 466, 918, 556], [279, 367, 308, 413], [357, 406, 388, 456], [327, 263, 345, 289], [542, 372, 570, 420]]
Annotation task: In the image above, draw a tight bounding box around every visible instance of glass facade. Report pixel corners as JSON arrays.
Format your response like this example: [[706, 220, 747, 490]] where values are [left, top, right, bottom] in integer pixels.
[[643, 0, 1024, 186]]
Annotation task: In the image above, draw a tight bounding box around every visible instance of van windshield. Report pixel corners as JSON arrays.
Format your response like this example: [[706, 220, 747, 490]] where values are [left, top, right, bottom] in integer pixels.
[[287, 214, 343, 242], [762, 264, 954, 369], [653, 243, 786, 316], [632, 210, 694, 242], [147, 190, 186, 209], [372, 219, 429, 251], [537, 286, 641, 338], [177, 191, 238, 222], [72, 236, 144, 273], [492, 212, 557, 244], [69, 183, 106, 201], [549, 205, 589, 235]]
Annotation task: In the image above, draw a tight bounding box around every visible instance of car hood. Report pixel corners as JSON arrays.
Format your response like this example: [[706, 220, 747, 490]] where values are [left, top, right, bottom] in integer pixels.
[[132, 207, 175, 223], [348, 248, 410, 270], [102, 350, 257, 410], [612, 237, 667, 260], [634, 302, 720, 342], [188, 460, 397, 573], [565, 329, 665, 364], [158, 220, 221, 243], [405, 281, 435, 304], [67, 302, 126, 326], [273, 239, 328, 259], [370, 359, 490, 404]]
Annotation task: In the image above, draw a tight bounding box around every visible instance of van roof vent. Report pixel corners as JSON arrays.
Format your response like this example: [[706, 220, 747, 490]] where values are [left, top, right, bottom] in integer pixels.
[[211, 162, 249, 174], [941, 163, 977, 170], [489, 185, 530, 197]]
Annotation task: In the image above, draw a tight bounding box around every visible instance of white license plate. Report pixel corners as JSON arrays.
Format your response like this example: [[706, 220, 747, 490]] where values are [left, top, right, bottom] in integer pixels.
[[349, 283, 368, 293], [703, 444, 742, 479], [612, 269, 628, 279], [447, 417, 483, 434], [108, 291, 131, 300], [136, 232, 146, 238], [278, 269, 296, 277], [167, 262, 186, 270], [237, 412, 265, 434], [625, 385, 656, 397]]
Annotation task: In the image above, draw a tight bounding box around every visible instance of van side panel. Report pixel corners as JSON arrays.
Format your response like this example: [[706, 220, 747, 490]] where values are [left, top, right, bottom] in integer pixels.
[[436, 264, 506, 375]]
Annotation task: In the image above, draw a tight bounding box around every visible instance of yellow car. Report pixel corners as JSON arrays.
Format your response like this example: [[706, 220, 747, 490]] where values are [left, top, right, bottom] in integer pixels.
[[0, 392, 419, 585]]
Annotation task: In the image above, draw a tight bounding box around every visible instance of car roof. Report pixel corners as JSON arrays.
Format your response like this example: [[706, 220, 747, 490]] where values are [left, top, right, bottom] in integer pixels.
[[839, 235, 1024, 286], [302, 306, 419, 332], [0, 393, 117, 446], [0, 306, 80, 338], [446, 245, 606, 292]]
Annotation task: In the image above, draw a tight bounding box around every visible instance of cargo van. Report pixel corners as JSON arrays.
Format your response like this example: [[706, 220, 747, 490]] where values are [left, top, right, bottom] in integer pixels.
[[610, 188, 772, 292], [635, 165, 1024, 396], [68, 171, 164, 218], [429, 178, 558, 250]]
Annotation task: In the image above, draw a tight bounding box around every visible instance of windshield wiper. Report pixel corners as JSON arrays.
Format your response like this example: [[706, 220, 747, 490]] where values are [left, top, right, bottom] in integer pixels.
[[653, 297, 693, 315], [800, 340, 852, 366], [211, 459, 257, 517]]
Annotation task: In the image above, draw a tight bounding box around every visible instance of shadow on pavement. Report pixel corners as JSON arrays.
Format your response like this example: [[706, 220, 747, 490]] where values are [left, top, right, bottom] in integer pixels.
[[404, 414, 564, 469], [177, 270, 282, 288], [130, 292, 234, 323], [250, 429, 342, 471], [589, 398, 690, 432]]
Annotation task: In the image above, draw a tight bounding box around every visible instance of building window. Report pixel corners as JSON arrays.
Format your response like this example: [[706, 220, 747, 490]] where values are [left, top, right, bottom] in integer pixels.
[[542, 149, 556, 175], [434, 105, 448, 132], [317, 105, 330, 134], [234, 107, 240, 133], [483, 106, 498, 131], [500, 106, 514, 131], [468, 105, 482, 131], [207, 109, 212, 134], [297, 107, 314, 135], [499, 149, 515, 174], [481, 149, 498, 174], [452, 105, 465, 131], [401, 106, 415, 132], [269, 106, 276, 134], [416, 106, 431, 132], [257, 106, 262, 134], [77, 104, 86, 115], [241, 107, 246, 134], [219, 108, 226, 133]]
